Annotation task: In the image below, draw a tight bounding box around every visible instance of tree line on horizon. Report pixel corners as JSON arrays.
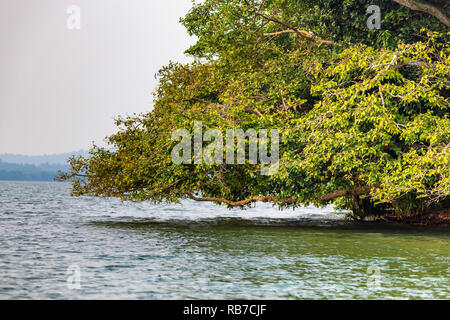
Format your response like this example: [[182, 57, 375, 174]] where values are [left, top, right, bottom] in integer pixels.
[[0, 159, 67, 181]]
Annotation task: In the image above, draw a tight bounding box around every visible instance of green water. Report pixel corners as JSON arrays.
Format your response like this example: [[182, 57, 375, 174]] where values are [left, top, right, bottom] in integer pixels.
[[0, 181, 448, 299], [94, 221, 449, 299]]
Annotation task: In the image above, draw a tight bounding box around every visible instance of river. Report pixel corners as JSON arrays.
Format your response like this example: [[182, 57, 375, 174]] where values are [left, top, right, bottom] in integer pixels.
[[0, 181, 448, 299]]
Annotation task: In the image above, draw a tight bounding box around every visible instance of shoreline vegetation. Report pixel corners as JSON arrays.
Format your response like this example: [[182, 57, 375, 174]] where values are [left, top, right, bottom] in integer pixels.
[[59, 1, 449, 224], [376, 212, 450, 227]]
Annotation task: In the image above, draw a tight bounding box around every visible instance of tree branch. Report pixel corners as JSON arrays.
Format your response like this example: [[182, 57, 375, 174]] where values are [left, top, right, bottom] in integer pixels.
[[189, 97, 231, 110], [188, 186, 373, 206], [257, 0, 267, 13], [318, 187, 373, 202], [256, 13, 335, 45], [187, 193, 296, 207], [393, 0, 450, 27]]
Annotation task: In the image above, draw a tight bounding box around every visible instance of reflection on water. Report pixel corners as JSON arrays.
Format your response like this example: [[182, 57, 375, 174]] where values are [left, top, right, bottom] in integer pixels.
[[0, 181, 448, 299]]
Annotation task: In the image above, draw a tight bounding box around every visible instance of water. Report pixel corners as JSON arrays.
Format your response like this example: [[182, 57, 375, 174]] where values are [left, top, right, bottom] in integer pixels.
[[0, 181, 448, 299]]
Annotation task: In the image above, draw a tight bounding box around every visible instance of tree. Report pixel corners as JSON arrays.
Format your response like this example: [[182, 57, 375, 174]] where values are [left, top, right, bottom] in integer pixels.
[[59, 0, 449, 220]]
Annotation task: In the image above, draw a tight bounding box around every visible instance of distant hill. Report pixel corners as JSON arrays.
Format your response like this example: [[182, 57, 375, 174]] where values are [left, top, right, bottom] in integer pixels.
[[0, 150, 88, 181], [0, 150, 88, 166]]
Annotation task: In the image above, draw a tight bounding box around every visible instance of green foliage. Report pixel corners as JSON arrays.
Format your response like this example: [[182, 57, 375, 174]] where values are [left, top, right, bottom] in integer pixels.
[[59, 1, 450, 219], [298, 32, 449, 214]]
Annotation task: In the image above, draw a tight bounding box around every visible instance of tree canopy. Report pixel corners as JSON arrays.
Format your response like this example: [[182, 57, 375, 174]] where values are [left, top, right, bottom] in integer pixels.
[[59, 0, 450, 219]]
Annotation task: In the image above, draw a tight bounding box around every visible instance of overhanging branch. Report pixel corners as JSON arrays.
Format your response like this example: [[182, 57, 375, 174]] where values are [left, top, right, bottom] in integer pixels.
[[319, 187, 373, 202], [187, 193, 296, 207], [393, 0, 450, 27], [187, 186, 374, 207]]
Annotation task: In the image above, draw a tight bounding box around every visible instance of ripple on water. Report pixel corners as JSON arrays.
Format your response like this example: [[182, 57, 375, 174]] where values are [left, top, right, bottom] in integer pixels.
[[0, 181, 448, 300]]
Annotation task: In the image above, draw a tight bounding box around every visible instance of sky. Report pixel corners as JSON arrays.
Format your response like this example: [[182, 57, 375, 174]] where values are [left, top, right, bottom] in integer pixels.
[[0, 0, 195, 155]]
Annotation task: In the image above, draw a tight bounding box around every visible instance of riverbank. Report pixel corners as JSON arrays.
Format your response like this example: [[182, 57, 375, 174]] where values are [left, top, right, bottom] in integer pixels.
[[376, 212, 450, 227]]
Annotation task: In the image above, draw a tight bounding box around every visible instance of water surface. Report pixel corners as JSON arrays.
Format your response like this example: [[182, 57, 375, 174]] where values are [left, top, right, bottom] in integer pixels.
[[0, 181, 448, 299]]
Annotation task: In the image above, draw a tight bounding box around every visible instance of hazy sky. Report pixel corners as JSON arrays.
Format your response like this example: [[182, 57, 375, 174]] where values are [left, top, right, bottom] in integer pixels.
[[0, 0, 195, 155]]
